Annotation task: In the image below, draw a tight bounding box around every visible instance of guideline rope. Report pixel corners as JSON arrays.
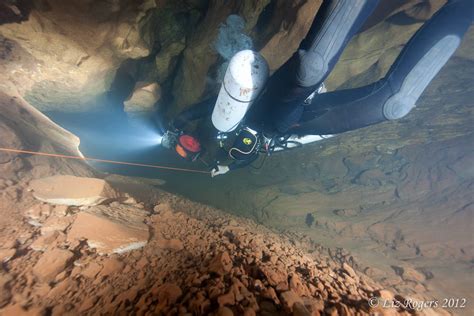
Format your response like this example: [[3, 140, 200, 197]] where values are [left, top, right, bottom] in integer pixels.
[[0, 147, 209, 174]]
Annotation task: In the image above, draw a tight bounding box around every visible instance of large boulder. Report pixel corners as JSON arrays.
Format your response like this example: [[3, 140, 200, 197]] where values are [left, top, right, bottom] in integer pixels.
[[124, 82, 161, 113], [29, 175, 121, 206], [67, 204, 150, 254]]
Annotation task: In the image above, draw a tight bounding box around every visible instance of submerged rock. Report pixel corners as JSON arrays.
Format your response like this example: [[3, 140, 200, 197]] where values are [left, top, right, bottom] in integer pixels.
[[33, 248, 74, 283], [124, 82, 161, 113], [29, 175, 121, 206], [208, 251, 233, 276], [67, 204, 149, 254], [0, 248, 15, 263]]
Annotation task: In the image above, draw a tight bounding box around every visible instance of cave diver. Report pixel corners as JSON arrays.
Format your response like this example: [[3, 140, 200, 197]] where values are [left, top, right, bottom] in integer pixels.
[[160, 0, 473, 177]]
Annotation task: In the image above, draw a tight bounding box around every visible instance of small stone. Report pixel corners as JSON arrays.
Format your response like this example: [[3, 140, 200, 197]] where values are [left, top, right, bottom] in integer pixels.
[[293, 302, 311, 316], [40, 216, 74, 235], [153, 203, 173, 214], [261, 287, 280, 305], [342, 262, 359, 282], [209, 251, 233, 276], [30, 231, 65, 251], [53, 205, 69, 217], [155, 283, 182, 309], [325, 306, 338, 316], [401, 266, 426, 282], [188, 291, 211, 315], [0, 248, 16, 262], [260, 301, 278, 315], [156, 236, 184, 251], [303, 297, 325, 314], [25, 204, 52, 220], [122, 197, 137, 205], [217, 306, 234, 316], [82, 262, 103, 279], [375, 289, 395, 300], [217, 291, 235, 307], [99, 258, 124, 278], [33, 249, 74, 283], [289, 273, 311, 297], [79, 296, 97, 312], [260, 266, 288, 289], [280, 290, 304, 314], [253, 279, 264, 291], [0, 273, 13, 307], [269, 255, 278, 264]]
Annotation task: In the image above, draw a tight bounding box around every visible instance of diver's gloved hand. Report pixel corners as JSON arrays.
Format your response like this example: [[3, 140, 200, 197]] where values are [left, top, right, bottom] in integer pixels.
[[211, 165, 230, 177]]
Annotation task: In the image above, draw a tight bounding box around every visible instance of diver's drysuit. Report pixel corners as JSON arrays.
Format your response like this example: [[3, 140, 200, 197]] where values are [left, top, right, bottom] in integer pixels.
[[248, 0, 473, 135], [169, 0, 473, 175]]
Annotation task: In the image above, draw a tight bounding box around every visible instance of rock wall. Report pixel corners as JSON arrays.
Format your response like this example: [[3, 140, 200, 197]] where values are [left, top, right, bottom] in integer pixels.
[[0, 89, 95, 255], [0, 0, 322, 114], [0, 0, 156, 111]]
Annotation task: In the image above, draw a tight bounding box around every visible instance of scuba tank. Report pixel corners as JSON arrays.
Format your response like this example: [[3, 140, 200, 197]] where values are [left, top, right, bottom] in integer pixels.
[[211, 50, 269, 133]]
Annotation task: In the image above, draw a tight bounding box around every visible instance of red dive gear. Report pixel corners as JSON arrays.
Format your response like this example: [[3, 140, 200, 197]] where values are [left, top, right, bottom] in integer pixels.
[[175, 135, 201, 160]]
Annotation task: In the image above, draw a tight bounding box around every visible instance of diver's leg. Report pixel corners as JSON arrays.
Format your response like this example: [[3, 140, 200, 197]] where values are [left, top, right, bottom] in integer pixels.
[[293, 0, 473, 135], [251, 0, 379, 133], [296, 0, 380, 88], [382, 0, 472, 120]]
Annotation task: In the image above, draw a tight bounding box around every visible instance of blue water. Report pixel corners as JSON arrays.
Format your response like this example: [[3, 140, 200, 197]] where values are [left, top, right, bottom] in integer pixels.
[[45, 107, 232, 207]]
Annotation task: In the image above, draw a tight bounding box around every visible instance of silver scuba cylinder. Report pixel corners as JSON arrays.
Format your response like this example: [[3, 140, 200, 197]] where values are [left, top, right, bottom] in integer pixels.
[[211, 50, 269, 132]]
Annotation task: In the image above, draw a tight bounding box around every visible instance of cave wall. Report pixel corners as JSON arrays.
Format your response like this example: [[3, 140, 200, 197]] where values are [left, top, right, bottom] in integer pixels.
[[0, 0, 156, 111], [0, 0, 322, 114], [0, 89, 95, 238]]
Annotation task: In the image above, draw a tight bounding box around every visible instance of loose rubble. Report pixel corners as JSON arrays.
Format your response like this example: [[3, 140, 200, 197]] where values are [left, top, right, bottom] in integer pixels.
[[0, 176, 428, 315]]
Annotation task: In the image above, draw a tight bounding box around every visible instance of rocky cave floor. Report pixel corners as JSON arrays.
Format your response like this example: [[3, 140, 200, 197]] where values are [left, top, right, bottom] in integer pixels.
[[1, 174, 433, 316]]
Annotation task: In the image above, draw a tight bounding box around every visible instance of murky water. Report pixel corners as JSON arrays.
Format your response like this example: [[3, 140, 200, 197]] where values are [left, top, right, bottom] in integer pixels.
[[45, 107, 243, 210]]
